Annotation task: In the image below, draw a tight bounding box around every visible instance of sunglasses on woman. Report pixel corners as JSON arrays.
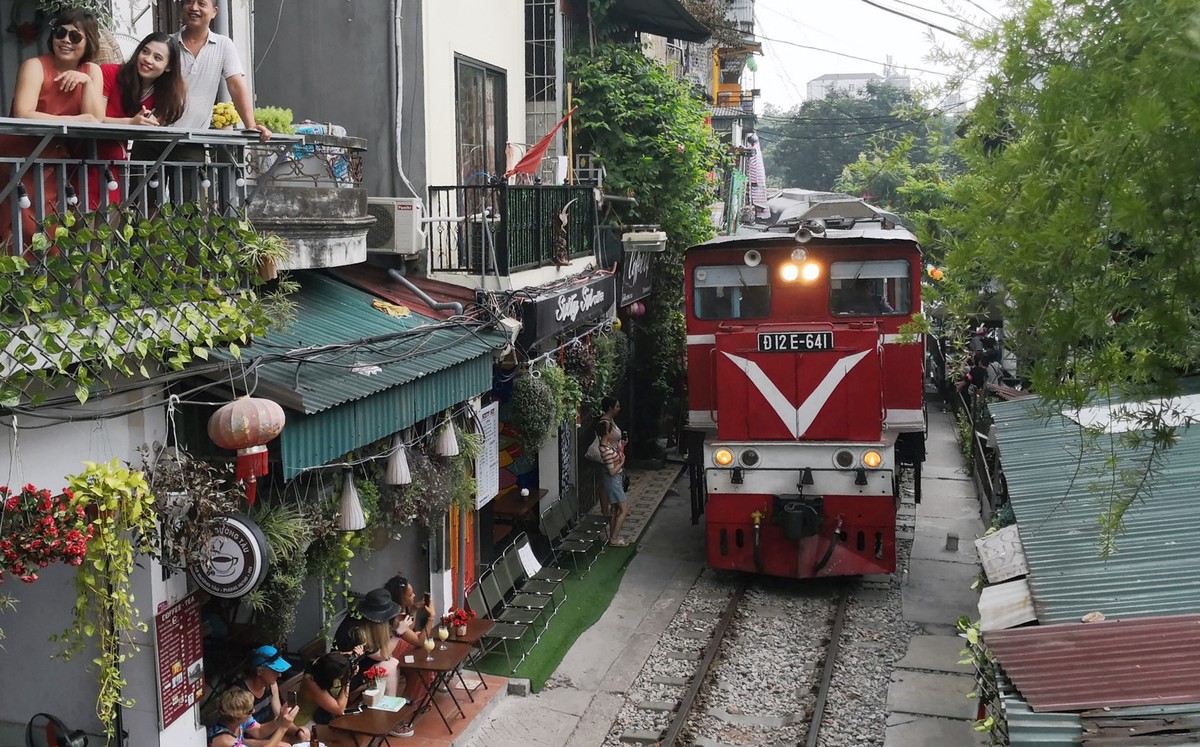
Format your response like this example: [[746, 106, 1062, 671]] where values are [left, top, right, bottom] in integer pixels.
[[52, 27, 85, 44]]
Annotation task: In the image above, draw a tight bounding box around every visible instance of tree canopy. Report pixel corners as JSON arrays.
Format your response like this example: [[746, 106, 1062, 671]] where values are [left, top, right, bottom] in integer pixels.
[[760, 83, 927, 190], [939, 0, 1200, 552]]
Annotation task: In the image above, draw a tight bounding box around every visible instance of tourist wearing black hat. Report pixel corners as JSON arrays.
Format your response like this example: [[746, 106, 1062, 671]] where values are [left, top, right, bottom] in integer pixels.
[[332, 588, 402, 698]]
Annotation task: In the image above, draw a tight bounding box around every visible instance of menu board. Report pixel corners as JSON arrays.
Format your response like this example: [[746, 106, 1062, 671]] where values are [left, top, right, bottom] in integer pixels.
[[476, 402, 499, 508], [154, 592, 205, 729]]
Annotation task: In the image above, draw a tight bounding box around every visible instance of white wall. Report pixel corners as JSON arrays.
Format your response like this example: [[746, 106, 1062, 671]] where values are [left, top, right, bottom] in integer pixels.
[[422, 0, 525, 188], [0, 387, 185, 742]]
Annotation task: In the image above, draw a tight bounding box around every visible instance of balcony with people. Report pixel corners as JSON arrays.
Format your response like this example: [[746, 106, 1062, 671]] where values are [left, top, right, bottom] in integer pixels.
[[0, 7, 370, 405]]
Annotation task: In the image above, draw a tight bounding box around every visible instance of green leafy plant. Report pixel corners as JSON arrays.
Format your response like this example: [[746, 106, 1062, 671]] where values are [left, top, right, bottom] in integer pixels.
[[54, 460, 158, 740], [446, 423, 483, 512], [242, 502, 311, 644], [571, 42, 720, 444], [511, 372, 557, 454], [0, 204, 290, 407], [254, 106, 296, 135]]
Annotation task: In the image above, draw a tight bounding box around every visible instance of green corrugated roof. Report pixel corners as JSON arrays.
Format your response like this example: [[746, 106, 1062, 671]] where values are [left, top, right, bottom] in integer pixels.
[[990, 379, 1200, 623], [215, 272, 502, 477]]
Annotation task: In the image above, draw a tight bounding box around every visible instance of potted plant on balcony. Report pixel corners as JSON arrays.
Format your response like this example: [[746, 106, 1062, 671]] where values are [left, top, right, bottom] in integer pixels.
[[242, 229, 291, 281]]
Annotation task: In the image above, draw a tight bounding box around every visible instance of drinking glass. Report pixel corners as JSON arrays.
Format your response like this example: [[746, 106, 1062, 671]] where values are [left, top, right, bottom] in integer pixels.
[[423, 636, 436, 661], [437, 625, 449, 650]]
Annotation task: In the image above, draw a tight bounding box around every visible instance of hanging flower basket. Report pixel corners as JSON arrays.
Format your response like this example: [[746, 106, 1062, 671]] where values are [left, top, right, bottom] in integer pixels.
[[0, 483, 93, 584]]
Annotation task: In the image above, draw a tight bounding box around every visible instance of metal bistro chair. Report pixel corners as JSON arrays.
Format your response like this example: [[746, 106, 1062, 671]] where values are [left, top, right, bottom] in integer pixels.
[[562, 487, 610, 537], [499, 540, 564, 601], [542, 501, 600, 577], [479, 569, 546, 644], [495, 551, 561, 622], [513, 531, 569, 584], [466, 583, 532, 673]]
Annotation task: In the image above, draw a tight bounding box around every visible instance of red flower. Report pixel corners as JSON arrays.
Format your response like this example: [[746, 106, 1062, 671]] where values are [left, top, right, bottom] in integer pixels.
[[0, 482, 92, 584]]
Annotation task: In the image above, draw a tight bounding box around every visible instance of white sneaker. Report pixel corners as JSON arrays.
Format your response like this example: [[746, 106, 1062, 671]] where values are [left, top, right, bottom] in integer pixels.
[[388, 724, 414, 738]]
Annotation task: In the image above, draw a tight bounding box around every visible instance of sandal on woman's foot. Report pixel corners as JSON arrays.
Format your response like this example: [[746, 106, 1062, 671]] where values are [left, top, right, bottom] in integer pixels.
[[389, 723, 415, 738], [609, 537, 629, 547]]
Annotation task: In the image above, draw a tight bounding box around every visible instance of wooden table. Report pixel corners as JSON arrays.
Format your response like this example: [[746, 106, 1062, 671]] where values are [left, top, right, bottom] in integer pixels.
[[450, 618, 496, 698], [492, 488, 548, 522], [398, 641, 473, 733], [328, 706, 409, 747]]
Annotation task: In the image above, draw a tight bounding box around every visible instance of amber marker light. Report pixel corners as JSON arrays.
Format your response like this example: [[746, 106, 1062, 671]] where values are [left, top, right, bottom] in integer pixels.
[[713, 448, 735, 467], [801, 262, 821, 281], [780, 263, 800, 282], [862, 450, 883, 469]]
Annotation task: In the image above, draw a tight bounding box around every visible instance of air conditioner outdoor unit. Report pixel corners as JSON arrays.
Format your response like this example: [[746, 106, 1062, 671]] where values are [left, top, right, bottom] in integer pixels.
[[366, 197, 423, 256]]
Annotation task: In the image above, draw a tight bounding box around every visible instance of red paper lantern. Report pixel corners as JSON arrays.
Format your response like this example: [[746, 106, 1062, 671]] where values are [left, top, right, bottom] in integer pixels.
[[207, 396, 285, 505]]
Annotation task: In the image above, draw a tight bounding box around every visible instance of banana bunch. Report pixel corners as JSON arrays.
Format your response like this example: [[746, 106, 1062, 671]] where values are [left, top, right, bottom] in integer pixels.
[[211, 102, 240, 129]]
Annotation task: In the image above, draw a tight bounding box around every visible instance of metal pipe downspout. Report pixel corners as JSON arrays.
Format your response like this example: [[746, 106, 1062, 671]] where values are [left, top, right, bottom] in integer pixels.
[[386, 268, 463, 316]]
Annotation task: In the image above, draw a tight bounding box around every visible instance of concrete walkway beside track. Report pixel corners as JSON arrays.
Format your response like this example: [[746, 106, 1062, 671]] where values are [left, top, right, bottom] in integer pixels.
[[467, 401, 986, 747]]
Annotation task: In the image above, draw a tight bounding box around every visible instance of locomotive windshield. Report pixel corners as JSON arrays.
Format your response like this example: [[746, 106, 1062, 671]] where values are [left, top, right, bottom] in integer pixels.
[[830, 260, 912, 316], [693, 265, 771, 320]]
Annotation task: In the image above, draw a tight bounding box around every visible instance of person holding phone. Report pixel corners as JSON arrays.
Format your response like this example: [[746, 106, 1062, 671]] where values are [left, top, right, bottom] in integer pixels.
[[383, 575, 438, 738], [296, 652, 359, 747], [231, 645, 310, 747]]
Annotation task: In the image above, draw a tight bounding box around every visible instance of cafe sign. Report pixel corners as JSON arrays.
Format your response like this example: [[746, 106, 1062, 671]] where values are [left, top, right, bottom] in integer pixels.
[[189, 513, 269, 599], [518, 272, 616, 348], [619, 249, 654, 306]]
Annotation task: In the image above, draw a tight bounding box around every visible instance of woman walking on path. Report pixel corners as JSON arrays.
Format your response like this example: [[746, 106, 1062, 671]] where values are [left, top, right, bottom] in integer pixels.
[[596, 419, 629, 546], [596, 397, 624, 517]]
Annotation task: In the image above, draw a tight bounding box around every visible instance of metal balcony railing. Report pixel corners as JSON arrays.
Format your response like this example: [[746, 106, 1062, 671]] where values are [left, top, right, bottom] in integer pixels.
[[715, 89, 760, 113], [0, 118, 332, 400], [426, 183, 597, 275]]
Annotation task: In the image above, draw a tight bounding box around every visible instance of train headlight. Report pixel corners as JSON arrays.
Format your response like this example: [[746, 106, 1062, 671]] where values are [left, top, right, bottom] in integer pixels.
[[833, 448, 856, 469], [713, 448, 735, 467], [740, 449, 760, 467], [791, 247, 808, 263], [862, 450, 883, 469], [801, 262, 821, 281], [780, 263, 800, 282]]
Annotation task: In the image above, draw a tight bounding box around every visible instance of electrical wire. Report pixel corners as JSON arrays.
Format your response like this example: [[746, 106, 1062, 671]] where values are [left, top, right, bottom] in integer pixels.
[[851, 0, 965, 38]]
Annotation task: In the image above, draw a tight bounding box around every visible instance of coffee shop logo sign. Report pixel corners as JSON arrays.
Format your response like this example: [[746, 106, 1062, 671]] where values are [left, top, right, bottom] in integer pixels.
[[555, 285, 606, 323]]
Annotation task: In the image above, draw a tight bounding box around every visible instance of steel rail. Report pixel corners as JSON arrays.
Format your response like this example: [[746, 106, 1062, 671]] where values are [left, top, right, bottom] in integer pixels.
[[660, 578, 748, 747], [806, 588, 851, 747]]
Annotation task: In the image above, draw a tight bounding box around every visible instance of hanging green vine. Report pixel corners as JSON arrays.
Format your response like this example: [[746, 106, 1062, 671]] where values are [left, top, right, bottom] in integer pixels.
[[53, 459, 157, 740], [571, 43, 721, 444], [0, 204, 292, 407]]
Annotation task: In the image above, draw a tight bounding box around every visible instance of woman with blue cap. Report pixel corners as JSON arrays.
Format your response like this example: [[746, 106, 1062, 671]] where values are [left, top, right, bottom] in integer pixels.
[[230, 644, 310, 746]]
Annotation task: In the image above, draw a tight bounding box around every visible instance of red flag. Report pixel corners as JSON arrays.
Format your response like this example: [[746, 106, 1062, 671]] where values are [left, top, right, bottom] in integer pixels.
[[505, 106, 578, 178]]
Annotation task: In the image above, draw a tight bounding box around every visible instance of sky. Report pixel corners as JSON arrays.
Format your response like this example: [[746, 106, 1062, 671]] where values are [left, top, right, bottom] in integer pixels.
[[750, 0, 1008, 112]]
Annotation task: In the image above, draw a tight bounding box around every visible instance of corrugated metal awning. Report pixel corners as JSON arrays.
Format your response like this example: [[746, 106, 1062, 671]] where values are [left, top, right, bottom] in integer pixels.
[[213, 271, 503, 477], [990, 382, 1200, 622], [987, 614, 1200, 712]]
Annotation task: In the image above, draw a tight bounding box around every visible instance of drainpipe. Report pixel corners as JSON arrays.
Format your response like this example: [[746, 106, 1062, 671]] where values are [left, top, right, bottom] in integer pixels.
[[387, 268, 463, 316]]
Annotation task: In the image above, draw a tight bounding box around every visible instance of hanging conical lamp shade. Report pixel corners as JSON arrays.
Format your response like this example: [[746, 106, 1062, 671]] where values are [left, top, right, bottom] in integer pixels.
[[338, 466, 366, 531], [385, 435, 411, 485], [435, 419, 459, 457]]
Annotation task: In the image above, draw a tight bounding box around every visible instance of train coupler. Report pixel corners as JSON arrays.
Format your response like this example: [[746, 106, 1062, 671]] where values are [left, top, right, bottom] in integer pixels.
[[773, 494, 824, 541]]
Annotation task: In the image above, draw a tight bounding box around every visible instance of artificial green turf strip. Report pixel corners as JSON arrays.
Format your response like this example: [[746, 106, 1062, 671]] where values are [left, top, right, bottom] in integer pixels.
[[475, 544, 639, 691]]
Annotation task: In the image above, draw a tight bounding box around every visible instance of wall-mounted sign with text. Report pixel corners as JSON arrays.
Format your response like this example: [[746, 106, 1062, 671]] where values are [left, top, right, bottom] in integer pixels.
[[517, 272, 616, 349], [189, 513, 269, 599], [619, 249, 654, 306]]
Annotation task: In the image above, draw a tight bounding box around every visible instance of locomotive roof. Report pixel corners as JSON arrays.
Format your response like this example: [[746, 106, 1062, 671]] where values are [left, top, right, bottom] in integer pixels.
[[691, 199, 920, 251], [690, 221, 920, 251]]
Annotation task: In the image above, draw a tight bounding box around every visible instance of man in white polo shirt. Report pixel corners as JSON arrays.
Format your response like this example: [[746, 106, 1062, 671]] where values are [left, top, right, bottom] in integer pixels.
[[174, 0, 270, 141]]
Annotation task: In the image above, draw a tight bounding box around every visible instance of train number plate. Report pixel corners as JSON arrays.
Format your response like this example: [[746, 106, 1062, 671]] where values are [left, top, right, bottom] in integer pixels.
[[757, 331, 834, 352]]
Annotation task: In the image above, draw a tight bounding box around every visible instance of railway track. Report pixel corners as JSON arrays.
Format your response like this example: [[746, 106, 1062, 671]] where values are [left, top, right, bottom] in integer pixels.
[[607, 574, 852, 747]]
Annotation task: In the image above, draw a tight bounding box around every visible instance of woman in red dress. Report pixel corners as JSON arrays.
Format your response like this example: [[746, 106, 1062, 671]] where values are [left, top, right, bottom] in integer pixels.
[[90, 32, 186, 206], [1, 9, 104, 251]]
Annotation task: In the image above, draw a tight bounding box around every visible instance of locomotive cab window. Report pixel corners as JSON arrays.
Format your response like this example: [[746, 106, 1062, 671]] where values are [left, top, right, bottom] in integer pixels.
[[830, 260, 911, 316], [693, 265, 771, 320]]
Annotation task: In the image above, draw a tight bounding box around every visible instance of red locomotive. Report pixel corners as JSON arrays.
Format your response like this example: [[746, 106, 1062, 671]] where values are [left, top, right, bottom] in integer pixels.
[[683, 200, 925, 579]]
